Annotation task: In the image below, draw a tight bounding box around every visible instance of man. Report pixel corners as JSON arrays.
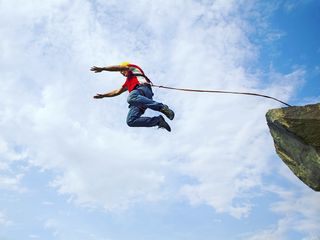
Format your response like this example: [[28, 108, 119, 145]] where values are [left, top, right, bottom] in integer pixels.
[[91, 62, 175, 132]]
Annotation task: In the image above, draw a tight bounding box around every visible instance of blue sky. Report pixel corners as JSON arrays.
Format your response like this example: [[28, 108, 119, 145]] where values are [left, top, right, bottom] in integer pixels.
[[259, 0, 320, 103], [0, 0, 319, 240]]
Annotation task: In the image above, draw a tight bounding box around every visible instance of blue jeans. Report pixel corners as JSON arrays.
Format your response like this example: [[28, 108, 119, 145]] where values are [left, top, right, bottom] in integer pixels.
[[126, 85, 164, 127]]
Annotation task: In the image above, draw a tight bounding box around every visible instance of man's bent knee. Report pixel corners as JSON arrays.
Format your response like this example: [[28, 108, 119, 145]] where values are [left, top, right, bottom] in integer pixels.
[[126, 117, 137, 127]]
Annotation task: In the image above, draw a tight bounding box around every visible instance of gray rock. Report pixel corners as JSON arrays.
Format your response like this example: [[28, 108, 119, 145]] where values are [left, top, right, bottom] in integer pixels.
[[266, 103, 320, 191]]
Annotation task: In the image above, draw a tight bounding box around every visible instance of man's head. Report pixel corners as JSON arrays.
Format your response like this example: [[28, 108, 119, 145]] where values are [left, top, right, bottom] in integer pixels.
[[120, 62, 130, 76], [120, 61, 130, 67]]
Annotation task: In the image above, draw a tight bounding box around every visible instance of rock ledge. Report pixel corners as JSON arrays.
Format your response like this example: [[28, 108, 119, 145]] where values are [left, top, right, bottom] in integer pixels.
[[266, 103, 320, 191]]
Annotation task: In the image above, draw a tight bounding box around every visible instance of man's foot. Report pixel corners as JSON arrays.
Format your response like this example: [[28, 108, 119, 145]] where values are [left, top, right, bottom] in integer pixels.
[[160, 105, 175, 120], [158, 115, 171, 132]]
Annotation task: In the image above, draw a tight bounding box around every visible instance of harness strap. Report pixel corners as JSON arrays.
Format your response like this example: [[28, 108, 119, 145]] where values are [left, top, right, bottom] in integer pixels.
[[131, 73, 154, 85]]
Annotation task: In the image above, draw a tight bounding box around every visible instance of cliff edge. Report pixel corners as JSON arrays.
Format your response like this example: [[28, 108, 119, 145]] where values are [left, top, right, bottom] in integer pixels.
[[266, 103, 320, 191]]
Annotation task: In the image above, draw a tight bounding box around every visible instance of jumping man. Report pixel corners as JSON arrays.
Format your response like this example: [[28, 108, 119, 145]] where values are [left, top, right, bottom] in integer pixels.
[[91, 62, 175, 132]]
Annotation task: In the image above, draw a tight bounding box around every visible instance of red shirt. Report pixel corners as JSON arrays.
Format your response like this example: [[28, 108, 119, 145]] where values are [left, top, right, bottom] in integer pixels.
[[122, 64, 148, 92]]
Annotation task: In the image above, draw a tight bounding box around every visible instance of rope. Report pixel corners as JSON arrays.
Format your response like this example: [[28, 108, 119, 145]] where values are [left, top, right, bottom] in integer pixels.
[[151, 84, 291, 107]]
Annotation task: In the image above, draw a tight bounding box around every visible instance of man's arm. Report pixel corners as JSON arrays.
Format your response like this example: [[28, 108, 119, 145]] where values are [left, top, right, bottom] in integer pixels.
[[91, 65, 129, 73], [93, 86, 127, 99]]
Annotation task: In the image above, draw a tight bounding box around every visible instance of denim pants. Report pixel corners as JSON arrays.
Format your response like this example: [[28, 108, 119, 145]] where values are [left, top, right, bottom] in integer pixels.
[[126, 85, 164, 127]]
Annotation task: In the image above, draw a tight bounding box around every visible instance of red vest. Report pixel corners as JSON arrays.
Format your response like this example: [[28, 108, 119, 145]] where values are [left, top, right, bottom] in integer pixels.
[[122, 64, 147, 92]]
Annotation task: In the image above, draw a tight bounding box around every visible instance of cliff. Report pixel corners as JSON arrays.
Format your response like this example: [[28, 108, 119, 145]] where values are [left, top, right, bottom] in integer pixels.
[[266, 103, 320, 191]]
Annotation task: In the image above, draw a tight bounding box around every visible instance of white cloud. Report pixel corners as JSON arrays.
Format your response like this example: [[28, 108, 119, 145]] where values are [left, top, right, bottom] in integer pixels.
[[0, 174, 25, 192], [282, 0, 314, 13], [246, 185, 320, 240], [0, 211, 12, 227], [42, 201, 54, 206], [44, 218, 60, 237], [0, 137, 26, 192], [0, 0, 312, 226], [28, 235, 40, 239], [271, 189, 320, 236]]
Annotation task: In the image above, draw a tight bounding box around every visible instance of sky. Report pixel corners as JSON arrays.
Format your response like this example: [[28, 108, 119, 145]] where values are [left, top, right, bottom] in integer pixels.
[[0, 0, 319, 239]]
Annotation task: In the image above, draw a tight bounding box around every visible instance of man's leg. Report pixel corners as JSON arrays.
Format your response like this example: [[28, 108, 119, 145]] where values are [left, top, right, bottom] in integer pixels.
[[127, 86, 175, 120], [127, 105, 158, 127], [126, 106, 171, 131], [127, 88, 163, 111]]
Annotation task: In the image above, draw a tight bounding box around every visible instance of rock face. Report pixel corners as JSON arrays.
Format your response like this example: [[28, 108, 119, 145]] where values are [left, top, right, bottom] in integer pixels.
[[266, 103, 320, 191]]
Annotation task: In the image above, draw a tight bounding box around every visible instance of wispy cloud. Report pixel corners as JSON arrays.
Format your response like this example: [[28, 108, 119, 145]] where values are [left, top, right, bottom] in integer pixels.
[[246, 184, 320, 239], [0, 211, 12, 227], [282, 0, 314, 12]]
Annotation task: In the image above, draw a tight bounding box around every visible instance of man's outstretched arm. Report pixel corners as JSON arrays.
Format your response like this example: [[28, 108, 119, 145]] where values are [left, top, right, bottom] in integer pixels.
[[91, 65, 129, 73], [93, 86, 127, 99]]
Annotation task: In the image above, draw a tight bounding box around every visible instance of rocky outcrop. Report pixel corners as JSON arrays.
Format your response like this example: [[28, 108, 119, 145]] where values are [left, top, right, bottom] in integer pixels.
[[266, 103, 320, 191]]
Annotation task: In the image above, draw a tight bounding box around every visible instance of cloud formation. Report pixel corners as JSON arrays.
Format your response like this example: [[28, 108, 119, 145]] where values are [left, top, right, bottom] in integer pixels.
[[0, 0, 298, 211], [0, 211, 11, 227], [1, 1, 319, 239]]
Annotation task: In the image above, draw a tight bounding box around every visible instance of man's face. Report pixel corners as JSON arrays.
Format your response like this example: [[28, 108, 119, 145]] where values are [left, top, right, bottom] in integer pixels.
[[120, 70, 129, 77]]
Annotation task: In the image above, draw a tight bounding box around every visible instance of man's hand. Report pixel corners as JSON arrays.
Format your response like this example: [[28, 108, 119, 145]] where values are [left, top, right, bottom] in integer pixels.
[[93, 87, 127, 99], [93, 93, 105, 99], [91, 66, 104, 73]]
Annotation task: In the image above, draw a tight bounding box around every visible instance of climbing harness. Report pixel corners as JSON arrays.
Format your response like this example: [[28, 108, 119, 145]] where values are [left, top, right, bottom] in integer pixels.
[[131, 73, 154, 85], [132, 74, 291, 107]]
